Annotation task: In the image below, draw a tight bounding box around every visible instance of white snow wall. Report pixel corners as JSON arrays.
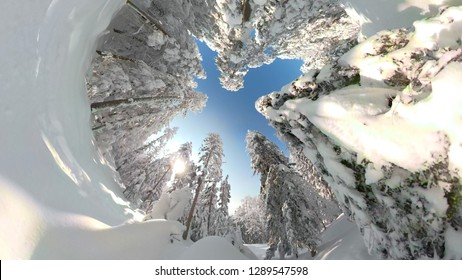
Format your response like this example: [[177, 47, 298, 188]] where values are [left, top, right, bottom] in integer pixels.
[[341, 0, 462, 37], [0, 0, 132, 226]]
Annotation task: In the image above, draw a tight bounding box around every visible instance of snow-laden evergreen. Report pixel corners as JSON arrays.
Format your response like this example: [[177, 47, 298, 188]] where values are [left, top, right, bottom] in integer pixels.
[[233, 196, 268, 244], [87, 1, 208, 199], [246, 131, 337, 259], [184, 133, 224, 240], [208, 0, 358, 90], [215, 175, 232, 236], [256, 7, 462, 259]]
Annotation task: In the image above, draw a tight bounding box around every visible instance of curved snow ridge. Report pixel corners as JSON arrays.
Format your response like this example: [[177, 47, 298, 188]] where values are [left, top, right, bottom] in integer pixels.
[[0, 177, 47, 259], [0, 175, 189, 260], [0, 0, 162, 259], [32, 219, 187, 260]]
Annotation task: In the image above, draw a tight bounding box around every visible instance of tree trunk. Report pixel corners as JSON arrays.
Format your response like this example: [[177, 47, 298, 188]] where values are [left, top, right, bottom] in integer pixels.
[[206, 185, 215, 235], [145, 165, 171, 200], [91, 95, 178, 110], [183, 151, 214, 240], [126, 0, 170, 36], [182, 176, 203, 240], [242, 0, 252, 24]]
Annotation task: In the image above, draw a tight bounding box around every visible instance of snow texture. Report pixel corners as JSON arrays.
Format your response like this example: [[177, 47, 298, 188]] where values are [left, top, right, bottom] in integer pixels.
[[179, 236, 248, 260]]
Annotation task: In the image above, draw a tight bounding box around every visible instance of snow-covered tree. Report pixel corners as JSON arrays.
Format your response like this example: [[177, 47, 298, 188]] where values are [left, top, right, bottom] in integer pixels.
[[84, 2, 214, 220], [170, 142, 196, 191], [246, 131, 327, 259], [256, 7, 462, 259], [233, 196, 267, 244], [201, 181, 219, 237], [183, 133, 224, 240], [218, 175, 231, 215], [119, 127, 177, 208], [195, 0, 358, 91], [289, 145, 341, 226], [215, 175, 232, 236], [245, 130, 287, 192], [143, 188, 192, 222]]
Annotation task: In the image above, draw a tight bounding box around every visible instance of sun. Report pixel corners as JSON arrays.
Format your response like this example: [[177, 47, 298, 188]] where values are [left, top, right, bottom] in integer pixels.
[[172, 159, 186, 174]]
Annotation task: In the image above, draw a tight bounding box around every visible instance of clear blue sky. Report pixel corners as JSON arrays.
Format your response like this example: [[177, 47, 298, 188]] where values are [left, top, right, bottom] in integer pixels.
[[169, 41, 303, 213]]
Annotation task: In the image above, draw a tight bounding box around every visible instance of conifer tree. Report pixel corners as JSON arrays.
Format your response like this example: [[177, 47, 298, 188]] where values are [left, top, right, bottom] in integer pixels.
[[183, 133, 224, 240], [215, 175, 232, 236], [233, 196, 267, 244], [246, 130, 325, 259]]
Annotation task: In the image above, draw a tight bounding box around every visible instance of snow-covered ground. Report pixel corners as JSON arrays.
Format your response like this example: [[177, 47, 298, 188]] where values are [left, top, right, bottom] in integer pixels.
[[245, 214, 379, 260], [341, 0, 462, 37]]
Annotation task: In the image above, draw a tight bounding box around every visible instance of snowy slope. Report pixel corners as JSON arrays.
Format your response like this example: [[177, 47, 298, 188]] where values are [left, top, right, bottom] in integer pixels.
[[341, 0, 462, 37], [245, 214, 379, 260], [315, 214, 380, 260]]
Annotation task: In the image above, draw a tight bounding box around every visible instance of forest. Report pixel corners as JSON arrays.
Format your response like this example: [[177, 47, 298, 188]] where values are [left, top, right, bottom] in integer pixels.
[[1, 0, 461, 260]]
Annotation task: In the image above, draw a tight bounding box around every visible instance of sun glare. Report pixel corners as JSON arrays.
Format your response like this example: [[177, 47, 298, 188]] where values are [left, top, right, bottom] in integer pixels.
[[172, 159, 186, 174]]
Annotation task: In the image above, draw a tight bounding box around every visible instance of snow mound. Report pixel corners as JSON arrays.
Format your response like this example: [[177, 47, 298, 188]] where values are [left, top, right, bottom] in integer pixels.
[[31, 219, 187, 260], [179, 236, 248, 260], [244, 214, 379, 260], [315, 214, 380, 260]]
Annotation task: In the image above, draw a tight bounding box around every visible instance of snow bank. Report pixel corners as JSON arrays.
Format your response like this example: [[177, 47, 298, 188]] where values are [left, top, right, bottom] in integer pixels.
[[179, 236, 248, 260], [341, 0, 462, 37], [315, 214, 380, 260], [32, 219, 187, 259], [0, 178, 47, 259], [0, 0, 135, 225], [245, 214, 379, 260]]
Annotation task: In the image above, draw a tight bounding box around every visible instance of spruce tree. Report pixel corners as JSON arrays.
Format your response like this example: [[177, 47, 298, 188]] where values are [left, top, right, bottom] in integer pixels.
[[183, 133, 224, 240], [246, 130, 325, 259]]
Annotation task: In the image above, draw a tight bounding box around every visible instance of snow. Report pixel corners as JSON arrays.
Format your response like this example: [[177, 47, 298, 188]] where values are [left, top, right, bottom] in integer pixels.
[[340, 0, 462, 38], [179, 236, 248, 260], [316, 214, 380, 260], [147, 31, 165, 48], [32, 219, 188, 260], [253, 0, 267, 6], [145, 188, 192, 221], [365, 163, 384, 184], [244, 244, 269, 259], [1, 0, 137, 258], [416, 186, 449, 216], [277, 60, 461, 174], [245, 214, 380, 260], [444, 226, 462, 259]]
